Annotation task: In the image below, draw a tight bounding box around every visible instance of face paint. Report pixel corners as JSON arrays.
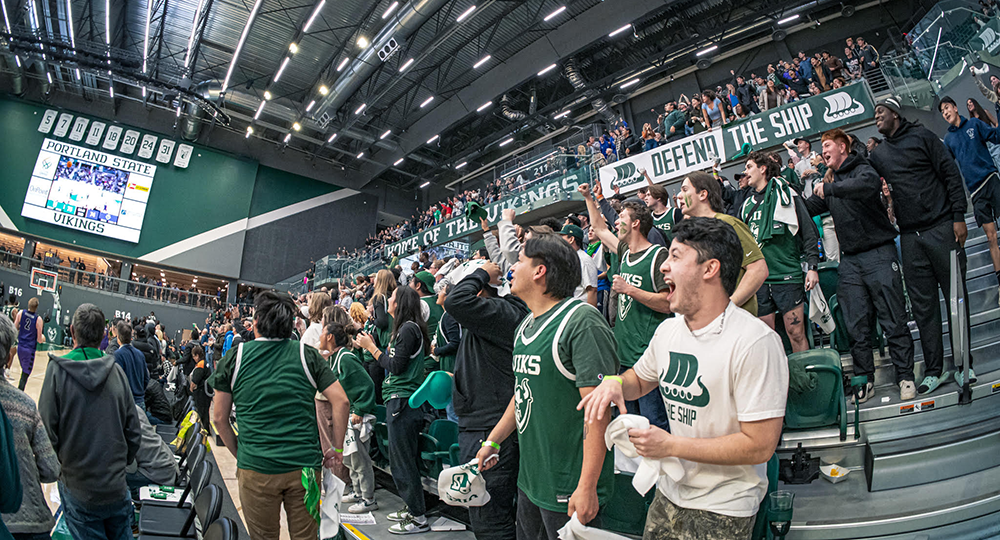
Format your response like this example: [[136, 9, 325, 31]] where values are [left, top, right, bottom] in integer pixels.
[[684, 194, 692, 209]]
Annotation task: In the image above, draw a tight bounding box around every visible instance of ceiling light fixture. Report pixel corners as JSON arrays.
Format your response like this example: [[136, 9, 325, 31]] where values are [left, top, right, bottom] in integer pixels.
[[108, 82, 113, 97], [778, 14, 800, 24], [427, 134, 440, 144], [394, 158, 404, 166], [306, 100, 315, 111], [142, 0, 152, 74], [399, 58, 414, 72], [0, 0, 11, 33], [620, 77, 640, 89], [473, 55, 491, 68], [455, 161, 468, 169], [420, 96, 435, 108], [222, 0, 264, 92], [327, 133, 337, 142], [382, 1, 399, 19], [288, 42, 298, 54], [246, 126, 254, 137], [696, 45, 718, 56], [380, 129, 391, 139], [500, 137, 513, 147], [544, 5, 566, 21], [176, 105, 182, 117], [419, 181, 430, 188], [274, 56, 291, 82], [104, 0, 110, 44], [537, 63, 557, 76], [355, 103, 366, 115], [337, 57, 350, 71], [554, 110, 570, 119], [46, 71, 53, 84], [357, 151, 365, 159], [357, 35, 369, 48], [456, 5, 476, 22], [303, 0, 325, 32], [476, 101, 492, 112], [284, 133, 291, 143], [292, 122, 301, 131], [609, 23, 631, 37], [318, 85, 329, 95], [254, 101, 266, 119], [183, 0, 207, 67], [263, 90, 272, 100]]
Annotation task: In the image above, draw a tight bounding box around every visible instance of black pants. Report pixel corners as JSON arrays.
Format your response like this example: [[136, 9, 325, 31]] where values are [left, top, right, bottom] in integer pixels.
[[364, 362, 384, 405], [839, 243, 914, 383], [385, 397, 426, 517], [459, 430, 519, 540], [900, 221, 972, 378], [515, 489, 570, 540], [17, 372, 28, 391]]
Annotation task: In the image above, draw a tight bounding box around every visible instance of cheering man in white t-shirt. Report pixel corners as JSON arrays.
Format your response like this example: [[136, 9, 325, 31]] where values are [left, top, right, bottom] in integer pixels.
[[579, 217, 788, 539]]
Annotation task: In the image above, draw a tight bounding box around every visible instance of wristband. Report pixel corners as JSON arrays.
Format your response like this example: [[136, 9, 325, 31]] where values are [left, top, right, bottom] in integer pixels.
[[482, 440, 500, 450], [604, 375, 624, 385], [333, 447, 343, 454]]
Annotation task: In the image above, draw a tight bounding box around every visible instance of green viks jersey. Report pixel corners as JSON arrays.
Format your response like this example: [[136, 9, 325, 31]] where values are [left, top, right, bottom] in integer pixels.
[[421, 296, 444, 375], [614, 241, 669, 367], [1, 305, 14, 321], [434, 317, 456, 373], [652, 208, 676, 244], [740, 195, 804, 284], [513, 298, 619, 513], [331, 348, 376, 416], [383, 322, 426, 401]]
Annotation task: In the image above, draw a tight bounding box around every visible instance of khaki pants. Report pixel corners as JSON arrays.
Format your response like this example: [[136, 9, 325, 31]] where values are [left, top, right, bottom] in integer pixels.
[[236, 468, 319, 540]]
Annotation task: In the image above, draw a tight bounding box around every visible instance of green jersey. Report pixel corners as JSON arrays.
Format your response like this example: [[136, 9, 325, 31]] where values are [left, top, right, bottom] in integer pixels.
[[421, 296, 444, 375], [331, 348, 376, 416], [383, 321, 426, 401], [1, 305, 14, 321], [209, 339, 337, 474], [434, 316, 457, 373], [513, 298, 619, 513], [740, 191, 804, 284], [652, 208, 677, 244], [614, 241, 669, 367]]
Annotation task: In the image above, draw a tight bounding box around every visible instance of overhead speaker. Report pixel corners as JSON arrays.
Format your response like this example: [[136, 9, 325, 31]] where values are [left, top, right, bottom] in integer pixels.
[[612, 94, 628, 104], [377, 37, 400, 62], [772, 29, 787, 41], [841, 4, 855, 17], [696, 58, 712, 70], [560, 117, 574, 126]]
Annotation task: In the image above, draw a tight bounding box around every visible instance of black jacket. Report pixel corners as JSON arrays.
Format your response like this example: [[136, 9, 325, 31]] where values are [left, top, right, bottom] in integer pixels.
[[804, 152, 897, 255], [145, 379, 173, 423], [445, 269, 530, 432], [869, 119, 967, 234], [132, 338, 160, 379]]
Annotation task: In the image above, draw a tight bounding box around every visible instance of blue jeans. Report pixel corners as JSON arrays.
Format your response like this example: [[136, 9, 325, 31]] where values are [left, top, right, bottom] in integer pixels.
[[125, 470, 155, 500], [58, 483, 133, 540]]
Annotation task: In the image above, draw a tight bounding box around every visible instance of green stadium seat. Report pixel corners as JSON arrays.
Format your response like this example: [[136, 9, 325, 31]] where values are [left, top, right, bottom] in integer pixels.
[[752, 455, 780, 540], [419, 419, 458, 478], [817, 261, 838, 301], [374, 422, 390, 467], [600, 472, 654, 536], [785, 349, 847, 441]]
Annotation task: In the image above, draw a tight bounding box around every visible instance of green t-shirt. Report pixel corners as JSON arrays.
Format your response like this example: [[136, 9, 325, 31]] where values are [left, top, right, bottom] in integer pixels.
[[740, 193, 804, 284], [331, 348, 376, 416], [208, 339, 337, 474], [715, 213, 764, 316], [62, 347, 104, 360], [513, 298, 619, 513], [383, 322, 426, 401], [613, 241, 669, 367]]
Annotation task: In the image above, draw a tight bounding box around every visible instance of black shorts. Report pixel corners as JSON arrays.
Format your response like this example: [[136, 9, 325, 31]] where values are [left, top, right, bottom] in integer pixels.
[[756, 282, 804, 316], [972, 173, 1000, 227]]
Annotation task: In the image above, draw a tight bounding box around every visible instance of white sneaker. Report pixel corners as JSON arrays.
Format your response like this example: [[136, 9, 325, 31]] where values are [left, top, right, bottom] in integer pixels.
[[899, 380, 916, 401], [341, 490, 360, 504], [388, 516, 429, 535], [387, 508, 411, 522], [349, 499, 378, 514]]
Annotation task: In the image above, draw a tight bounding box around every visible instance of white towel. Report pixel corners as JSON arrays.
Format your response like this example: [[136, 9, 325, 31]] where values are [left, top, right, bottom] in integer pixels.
[[605, 414, 685, 495], [557, 513, 632, 540]]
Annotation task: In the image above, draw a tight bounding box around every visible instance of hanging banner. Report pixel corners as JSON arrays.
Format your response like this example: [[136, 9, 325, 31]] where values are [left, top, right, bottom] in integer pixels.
[[597, 82, 874, 194], [970, 17, 1000, 55]]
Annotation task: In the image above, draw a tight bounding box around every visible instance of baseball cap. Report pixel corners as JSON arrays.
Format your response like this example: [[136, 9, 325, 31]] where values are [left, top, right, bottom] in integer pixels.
[[793, 137, 810, 146], [414, 271, 436, 294], [559, 224, 585, 247]]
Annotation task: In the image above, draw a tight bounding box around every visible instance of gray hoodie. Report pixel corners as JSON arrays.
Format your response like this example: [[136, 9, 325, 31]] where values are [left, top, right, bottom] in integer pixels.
[[38, 350, 141, 505]]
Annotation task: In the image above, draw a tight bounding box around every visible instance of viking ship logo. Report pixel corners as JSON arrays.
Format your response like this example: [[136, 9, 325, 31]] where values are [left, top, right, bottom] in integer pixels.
[[659, 352, 710, 407], [822, 92, 866, 123]]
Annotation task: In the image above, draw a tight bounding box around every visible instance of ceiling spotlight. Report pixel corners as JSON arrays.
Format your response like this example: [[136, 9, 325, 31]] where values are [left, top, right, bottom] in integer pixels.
[[327, 133, 338, 142], [284, 133, 291, 143], [288, 42, 298, 54], [554, 110, 570, 119], [500, 137, 514, 147], [456, 5, 476, 22], [337, 57, 350, 71], [476, 101, 492, 112], [537, 64, 557, 76], [306, 100, 316, 111], [620, 77, 640, 89], [318, 84, 329, 95], [455, 161, 468, 169], [382, 1, 399, 19], [394, 158, 404, 166], [355, 103, 366, 115], [357, 151, 365, 159], [473, 55, 491, 69], [380, 129, 392, 139], [609, 24, 631, 37], [696, 45, 718, 56], [420, 96, 435, 108], [399, 58, 415, 72], [264, 90, 272, 100], [419, 181, 430, 188], [544, 6, 566, 21], [245, 126, 254, 137], [778, 14, 800, 24], [357, 35, 369, 48], [292, 122, 302, 131], [427, 134, 440, 144]]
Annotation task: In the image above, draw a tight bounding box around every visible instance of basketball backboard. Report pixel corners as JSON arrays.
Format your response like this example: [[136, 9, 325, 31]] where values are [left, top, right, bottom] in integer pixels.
[[30, 268, 58, 295]]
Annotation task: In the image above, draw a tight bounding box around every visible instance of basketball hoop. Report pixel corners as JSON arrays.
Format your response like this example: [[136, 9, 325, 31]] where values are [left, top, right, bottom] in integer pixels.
[[29, 268, 58, 298]]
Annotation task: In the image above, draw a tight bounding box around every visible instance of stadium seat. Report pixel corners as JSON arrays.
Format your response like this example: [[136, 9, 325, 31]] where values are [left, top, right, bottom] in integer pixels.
[[828, 294, 886, 356], [374, 422, 390, 467], [177, 432, 204, 472], [140, 461, 213, 515], [600, 472, 655, 536], [751, 455, 780, 540], [202, 517, 238, 540], [140, 445, 207, 506], [419, 419, 458, 478], [139, 484, 222, 538], [785, 349, 848, 441], [169, 422, 201, 458], [157, 398, 194, 440], [817, 261, 839, 301]]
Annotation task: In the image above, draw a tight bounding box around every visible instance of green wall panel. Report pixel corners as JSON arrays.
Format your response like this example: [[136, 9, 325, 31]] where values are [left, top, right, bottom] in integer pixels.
[[0, 98, 257, 258], [249, 164, 340, 217]]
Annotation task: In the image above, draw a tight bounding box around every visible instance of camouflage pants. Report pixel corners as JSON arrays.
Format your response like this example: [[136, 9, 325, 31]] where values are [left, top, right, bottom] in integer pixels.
[[643, 491, 755, 540]]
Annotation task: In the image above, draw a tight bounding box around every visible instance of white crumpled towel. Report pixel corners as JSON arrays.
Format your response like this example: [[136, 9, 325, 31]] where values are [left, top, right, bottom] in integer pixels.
[[320, 469, 346, 540], [343, 414, 377, 456], [557, 513, 632, 540], [604, 414, 685, 495]]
